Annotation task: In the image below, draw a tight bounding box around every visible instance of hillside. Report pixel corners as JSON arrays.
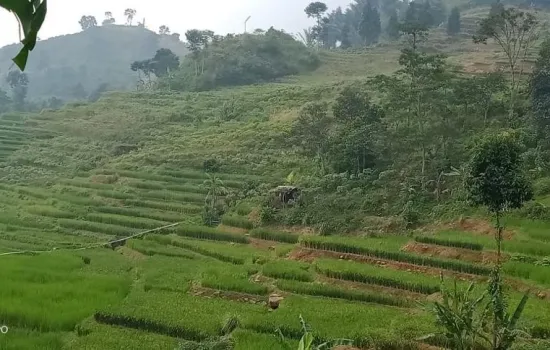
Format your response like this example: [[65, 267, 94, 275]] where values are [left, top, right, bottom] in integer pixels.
[[2, 3, 550, 350], [0, 26, 187, 101]]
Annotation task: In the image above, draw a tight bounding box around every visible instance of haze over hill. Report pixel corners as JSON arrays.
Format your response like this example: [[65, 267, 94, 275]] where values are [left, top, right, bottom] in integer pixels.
[[0, 26, 187, 100]]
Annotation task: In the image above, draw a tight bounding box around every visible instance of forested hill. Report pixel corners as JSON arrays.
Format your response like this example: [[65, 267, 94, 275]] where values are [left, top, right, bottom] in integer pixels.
[[0, 25, 187, 101]]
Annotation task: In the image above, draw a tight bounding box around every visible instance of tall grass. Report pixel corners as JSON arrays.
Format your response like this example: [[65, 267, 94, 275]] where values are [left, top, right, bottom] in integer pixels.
[[201, 275, 269, 295], [127, 239, 197, 259], [249, 228, 299, 244], [414, 236, 483, 251], [315, 259, 440, 295], [262, 260, 314, 282], [95, 290, 261, 340], [176, 225, 249, 243], [124, 199, 202, 214], [95, 206, 183, 223], [276, 280, 409, 307], [221, 215, 254, 230], [141, 190, 205, 204], [58, 219, 133, 236], [0, 254, 130, 331], [26, 206, 77, 219], [302, 237, 491, 276], [86, 213, 168, 230], [147, 235, 247, 264]]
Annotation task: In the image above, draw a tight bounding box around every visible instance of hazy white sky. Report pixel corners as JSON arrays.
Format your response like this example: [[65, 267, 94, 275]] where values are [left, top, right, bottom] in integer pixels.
[[0, 0, 351, 48]]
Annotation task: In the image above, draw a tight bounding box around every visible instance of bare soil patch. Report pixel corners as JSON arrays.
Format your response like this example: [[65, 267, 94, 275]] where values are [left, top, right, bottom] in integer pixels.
[[402, 241, 504, 264]]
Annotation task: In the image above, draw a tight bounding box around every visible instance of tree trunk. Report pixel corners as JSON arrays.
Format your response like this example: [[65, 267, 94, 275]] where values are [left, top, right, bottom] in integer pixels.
[[495, 210, 502, 265]]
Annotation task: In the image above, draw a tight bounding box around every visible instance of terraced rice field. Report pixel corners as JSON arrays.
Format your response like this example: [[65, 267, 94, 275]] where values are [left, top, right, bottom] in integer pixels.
[[2, 149, 550, 349]]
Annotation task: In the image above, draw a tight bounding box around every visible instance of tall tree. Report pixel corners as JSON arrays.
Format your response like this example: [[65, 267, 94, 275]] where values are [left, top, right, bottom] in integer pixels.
[[124, 8, 137, 25], [447, 7, 461, 36], [150, 49, 180, 77], [293, 102, 332, 174], [340, 24, 352, 49], [305, 2, 328, 27], [6, 70, 29, 110], [305, 2, 328, 46], [102, 11, 115, 26], [386, 9, 400, 40], [474, 8, 539, 125], [79, 15, 97, 30], [531, 38, 550, 157], [359, 2, 381, 46], [0, 88, 11, 114], [466, 133, 532, 261]]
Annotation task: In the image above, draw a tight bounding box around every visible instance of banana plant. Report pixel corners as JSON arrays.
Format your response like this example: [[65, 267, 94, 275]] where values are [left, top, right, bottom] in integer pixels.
[[0, 0, 47, 70]]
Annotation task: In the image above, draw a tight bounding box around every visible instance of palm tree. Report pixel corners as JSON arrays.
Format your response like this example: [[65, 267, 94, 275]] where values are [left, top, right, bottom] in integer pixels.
[[203, 174, 227, 226]]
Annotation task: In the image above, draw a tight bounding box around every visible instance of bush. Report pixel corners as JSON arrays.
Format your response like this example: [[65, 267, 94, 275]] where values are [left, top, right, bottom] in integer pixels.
[[534, 177, 550, 196], [166, 28, 320, 92]]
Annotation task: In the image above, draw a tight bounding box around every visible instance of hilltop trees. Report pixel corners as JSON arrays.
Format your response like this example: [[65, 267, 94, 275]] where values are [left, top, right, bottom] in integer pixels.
[[103, 12, 115, 26], [124, 8, 137, 25], [159, 25, 171, 35], [79, 15, 98, 30], [474, 8, 539, 124], [447, 7, 461, 36]]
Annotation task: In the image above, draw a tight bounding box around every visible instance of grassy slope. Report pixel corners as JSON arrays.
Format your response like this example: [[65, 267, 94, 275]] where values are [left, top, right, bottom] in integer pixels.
[[1, 6, 550, 349]]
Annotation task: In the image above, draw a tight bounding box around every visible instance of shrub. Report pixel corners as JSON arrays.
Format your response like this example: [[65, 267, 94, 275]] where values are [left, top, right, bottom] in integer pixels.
[[534, 177, 550, 196], [249, 228, 299, 244], [414, 236, 483, 251]]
